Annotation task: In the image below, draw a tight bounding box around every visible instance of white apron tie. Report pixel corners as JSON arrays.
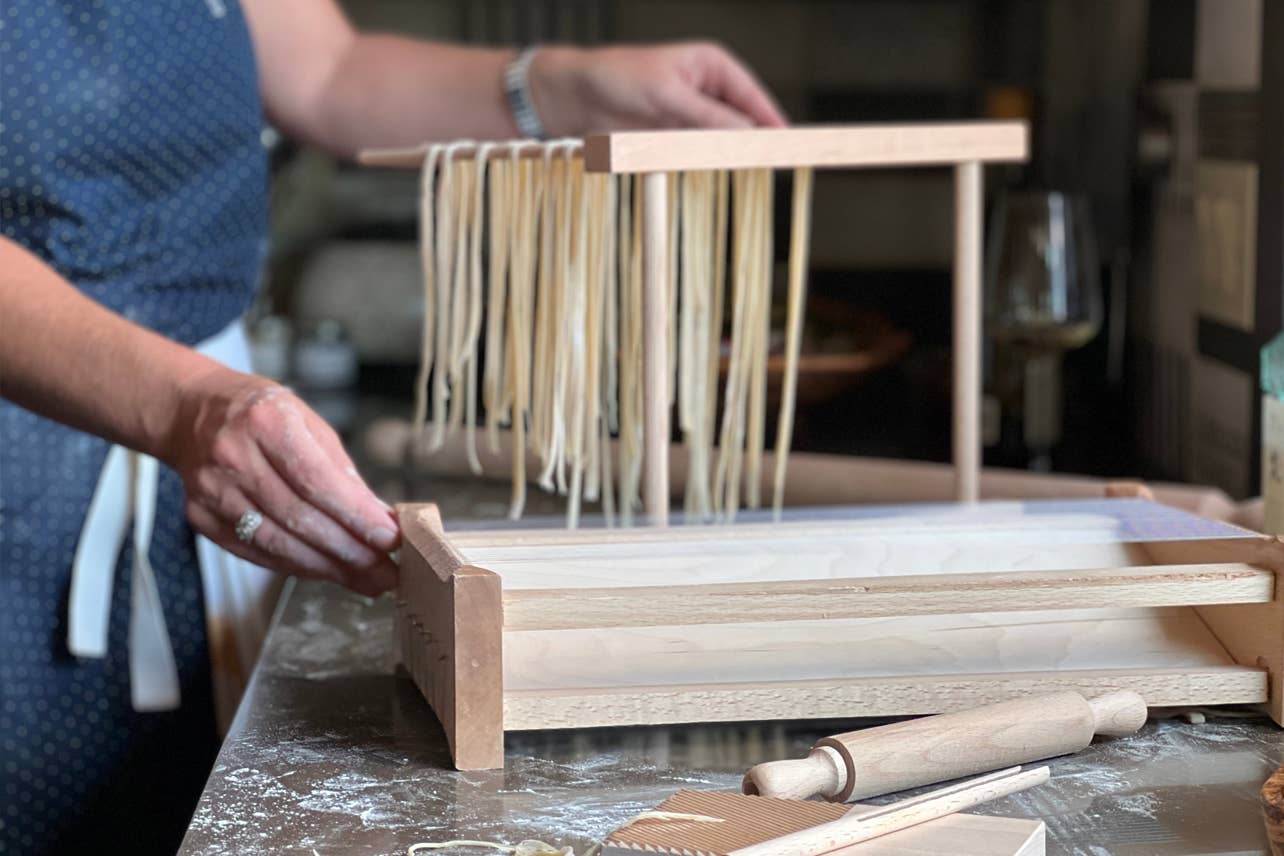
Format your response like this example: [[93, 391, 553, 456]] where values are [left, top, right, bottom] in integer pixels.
[[67, 319, 279, 724]]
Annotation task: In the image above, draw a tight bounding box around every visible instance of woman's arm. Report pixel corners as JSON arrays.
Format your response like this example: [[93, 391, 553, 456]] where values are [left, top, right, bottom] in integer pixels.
[[0, 238, 398, 595], [241, 0, 786, 158]]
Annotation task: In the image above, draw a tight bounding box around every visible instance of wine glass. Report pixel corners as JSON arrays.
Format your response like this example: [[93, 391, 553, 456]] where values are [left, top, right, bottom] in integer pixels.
[[985, 191, 1103, 470]]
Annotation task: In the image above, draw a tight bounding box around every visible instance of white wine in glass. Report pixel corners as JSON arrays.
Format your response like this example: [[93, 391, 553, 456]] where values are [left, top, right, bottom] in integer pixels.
[[985, 191, 1103, 470]]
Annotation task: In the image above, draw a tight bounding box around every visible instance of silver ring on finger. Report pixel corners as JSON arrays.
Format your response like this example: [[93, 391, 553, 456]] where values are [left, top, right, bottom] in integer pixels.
[[235, 509, 264, 544]]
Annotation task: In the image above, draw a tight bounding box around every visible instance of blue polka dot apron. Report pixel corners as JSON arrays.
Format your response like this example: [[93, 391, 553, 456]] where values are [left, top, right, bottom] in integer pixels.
[[0, 2, 270, 853]]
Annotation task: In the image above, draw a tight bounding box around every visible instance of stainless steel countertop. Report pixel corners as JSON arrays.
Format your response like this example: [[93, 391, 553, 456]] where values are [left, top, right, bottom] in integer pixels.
[[177, 572, 1283, 856]]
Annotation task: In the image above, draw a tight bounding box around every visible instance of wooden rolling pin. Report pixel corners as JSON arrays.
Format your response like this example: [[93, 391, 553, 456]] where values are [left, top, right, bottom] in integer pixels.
[[742, 690, 1146, 802]]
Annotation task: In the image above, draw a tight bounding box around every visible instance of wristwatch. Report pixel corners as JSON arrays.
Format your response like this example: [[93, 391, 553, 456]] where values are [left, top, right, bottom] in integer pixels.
[[504, 47, 547, 140]]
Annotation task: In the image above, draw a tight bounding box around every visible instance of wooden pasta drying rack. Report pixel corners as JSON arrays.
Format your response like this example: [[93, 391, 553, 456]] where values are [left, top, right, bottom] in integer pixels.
[[362, 121, 1029, 517]]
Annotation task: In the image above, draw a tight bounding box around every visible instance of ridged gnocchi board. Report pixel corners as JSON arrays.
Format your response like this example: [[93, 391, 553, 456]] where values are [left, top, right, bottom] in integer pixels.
[[600, 790, 1044, 856]]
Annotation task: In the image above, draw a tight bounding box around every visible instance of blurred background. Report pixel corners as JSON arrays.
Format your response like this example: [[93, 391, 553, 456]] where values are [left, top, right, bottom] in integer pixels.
[[250, 0, 1280, 505]]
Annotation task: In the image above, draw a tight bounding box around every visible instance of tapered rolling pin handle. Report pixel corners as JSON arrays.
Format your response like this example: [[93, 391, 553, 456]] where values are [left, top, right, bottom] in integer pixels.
[[742, 745, 847, 801], [1088, 690, 1148, 737]]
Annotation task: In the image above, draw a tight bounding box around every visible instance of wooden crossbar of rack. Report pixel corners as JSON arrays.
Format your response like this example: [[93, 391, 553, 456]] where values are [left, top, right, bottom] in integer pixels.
[[395, 497, 1284, 770], [361, 121, 1029, 521]]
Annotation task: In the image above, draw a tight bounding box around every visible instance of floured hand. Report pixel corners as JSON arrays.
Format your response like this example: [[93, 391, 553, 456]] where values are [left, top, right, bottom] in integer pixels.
[[163, 367, 400, 596]]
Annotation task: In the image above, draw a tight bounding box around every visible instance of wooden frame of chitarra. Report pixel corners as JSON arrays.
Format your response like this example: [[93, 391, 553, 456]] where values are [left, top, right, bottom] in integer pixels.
[[361, 121, 1029, 519], [396, 498, 1284, 770]]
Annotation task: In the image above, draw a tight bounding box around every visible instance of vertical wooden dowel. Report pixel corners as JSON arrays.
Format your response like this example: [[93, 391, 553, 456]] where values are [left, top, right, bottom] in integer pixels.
[[953, 161, 982, 503], [642, 171, 671, 525]]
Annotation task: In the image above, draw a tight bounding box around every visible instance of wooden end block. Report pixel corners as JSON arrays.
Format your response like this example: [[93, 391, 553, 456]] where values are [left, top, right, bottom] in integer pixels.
[[1146, 536, 1284, 726], [397, 503, 504, 770]]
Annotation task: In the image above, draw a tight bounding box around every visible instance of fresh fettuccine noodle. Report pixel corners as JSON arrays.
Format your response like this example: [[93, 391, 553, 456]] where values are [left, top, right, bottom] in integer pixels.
[[410, 142, 813, 526]]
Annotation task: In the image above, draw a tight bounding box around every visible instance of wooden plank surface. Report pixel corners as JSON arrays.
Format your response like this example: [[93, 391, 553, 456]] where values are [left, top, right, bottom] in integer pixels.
[[501, 606, 1247, 691], [446, 496, 1250, 552], [500, 563, 1272, 631], [458, 518, 1152, 555], [583, 122, 1028, 174], [503, 666, 1264, 730], [359, 123, 1029, 174], [474, 534, 1261, 591], [479, 537, 1148, 590]]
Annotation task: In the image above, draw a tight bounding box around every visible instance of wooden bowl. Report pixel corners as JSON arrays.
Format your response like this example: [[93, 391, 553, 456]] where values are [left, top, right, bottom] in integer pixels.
[[1262, 764, 1284, 856], [718, 303, 912, 409]]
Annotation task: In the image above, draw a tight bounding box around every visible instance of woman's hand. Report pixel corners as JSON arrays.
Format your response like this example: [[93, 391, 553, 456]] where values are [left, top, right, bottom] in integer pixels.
[[162, 366, 400, 596], [529, 41, 788, 136]]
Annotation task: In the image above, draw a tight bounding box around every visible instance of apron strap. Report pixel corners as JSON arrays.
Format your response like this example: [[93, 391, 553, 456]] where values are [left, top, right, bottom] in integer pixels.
[[129, 453, 181, 711], [68, 447, 181, 711], [68, 445, 131, 658]]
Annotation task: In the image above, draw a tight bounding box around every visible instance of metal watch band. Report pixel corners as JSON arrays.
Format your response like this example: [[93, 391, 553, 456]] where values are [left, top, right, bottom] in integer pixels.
[[504, 46, 546, 140]]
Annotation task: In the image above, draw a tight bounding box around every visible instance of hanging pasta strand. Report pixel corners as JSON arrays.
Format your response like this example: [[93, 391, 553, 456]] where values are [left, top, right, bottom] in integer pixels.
[[773, 167, 814, 516], [411, 145, 444, 443], [582, 172, 611, 509], [619, 175, 646, 524], [506, 157, 543, 519], [529, 148, 556, 462], [679, 171, 715, 520], [558, 146, 583, 496], [563, 155, 591, 525], [446, 158, 475, 439], [713, 170, 754, 520], [483, 153, 513, 454], [428, 143, 468, 450], [462, 143, 494, 473], [537, 144, 578, 495]]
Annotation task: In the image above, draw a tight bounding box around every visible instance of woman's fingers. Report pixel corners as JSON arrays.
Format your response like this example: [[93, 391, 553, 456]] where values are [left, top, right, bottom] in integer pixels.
[[532, 43, 788, 136], [692, 43, 788, 128], [250, 403, 399, 553], [233, 440, 396, 573], [185, 494, 394, 597], [303, 410, 403, 544]]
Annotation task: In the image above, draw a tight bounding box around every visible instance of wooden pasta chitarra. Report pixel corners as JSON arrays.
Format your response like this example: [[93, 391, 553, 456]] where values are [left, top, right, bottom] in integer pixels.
[[394, 498, 1284, 770]]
